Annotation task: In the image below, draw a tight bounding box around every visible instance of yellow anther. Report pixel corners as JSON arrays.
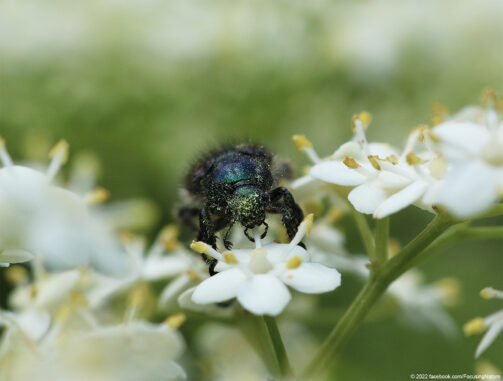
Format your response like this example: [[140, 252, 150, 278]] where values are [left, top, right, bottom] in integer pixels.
[[0, 136, 5, 148], [190, 241, 210, 255], [292, 135, 313, 152], [160, 225, 180, 251], [431, 102, 449, 126], [411, 125, 430, 142], [437, 278, 460, 306], [480, 287, 495, 299], [368, 155, 381, 170], [70, 291, 89, 308], [463, 317, 485, 336], [165, 313, 187, 329], [48, 140, 69, 164], [86, 187, 110, 205], [186, 269, 201, 281], [351, 111, 372, 131], [29, 285, 38, 299], [481, 88, 497, 107], [428, 156, 448, 179], [5, 266, 29, 285], [384, 155, 399, 165], [54, 305, 73, 323], [286, 255, 303, 269], [223, 251, 239, 264], [406, 152, 422, 166], [343, 156, 359, 169], [327, 207, 344, 223], [303, 213, 314, 235]]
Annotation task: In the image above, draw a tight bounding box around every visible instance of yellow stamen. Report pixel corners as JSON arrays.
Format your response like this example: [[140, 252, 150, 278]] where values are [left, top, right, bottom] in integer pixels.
[[406, 152, 421, 166], [481, 88, 497, 107], [480, 287, 501, 299], [223, 251, 239, 264], [0, 136, 5, 149], [292, 135, 313, 152], [70, 291, 89, 308], [463, 317, 485, 336], [303, 213, 314, 235], [186, 269, 201, 281], [351, 111, 372, 131], [384, 155, 399, 165], [410, 125, 430, 142], [343, 156, 359, 169], [5, 266, 29, 285], [286, 255, 303, 269], [437, 278, 460, 306], [160, 225, 180, 251], [48, 140, 70, 164], [368, 155, 381, 170], [431, 102, 449, 126], [165, 313, 187, 329], [190, 241, 210, 255], [86, 187, 110, 205]]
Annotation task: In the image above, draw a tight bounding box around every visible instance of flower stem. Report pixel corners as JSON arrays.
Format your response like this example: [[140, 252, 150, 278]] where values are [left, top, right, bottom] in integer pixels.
[[375, 217, 389, 264], [350, 206, 376, 259], [302, 213, 455, 379], [263, 316, 292, 378]]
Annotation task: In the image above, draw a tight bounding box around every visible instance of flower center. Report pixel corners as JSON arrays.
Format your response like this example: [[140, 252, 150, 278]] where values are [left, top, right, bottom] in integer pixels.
[[248, 248, 273, 274]]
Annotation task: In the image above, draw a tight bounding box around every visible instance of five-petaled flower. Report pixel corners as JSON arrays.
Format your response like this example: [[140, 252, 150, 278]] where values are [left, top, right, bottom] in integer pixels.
[[189, 214, 341, 316]]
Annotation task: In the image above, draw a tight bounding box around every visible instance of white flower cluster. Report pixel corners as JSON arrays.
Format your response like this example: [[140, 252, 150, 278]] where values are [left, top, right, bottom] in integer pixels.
[[295, 92, 503, 219]]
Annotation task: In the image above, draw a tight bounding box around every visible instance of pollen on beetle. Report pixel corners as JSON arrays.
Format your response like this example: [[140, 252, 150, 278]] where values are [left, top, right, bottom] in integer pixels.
[[165, 313, 187, 329], [368, 155, 381, 170], [406, 152, 422, 166], [343, 156, 359, 169], [223, 251, 239, 264], [463, 317, 485, 336], [85, 187, 111, 205], [292, 135, 313, 152], [286, 255, 303, 269]]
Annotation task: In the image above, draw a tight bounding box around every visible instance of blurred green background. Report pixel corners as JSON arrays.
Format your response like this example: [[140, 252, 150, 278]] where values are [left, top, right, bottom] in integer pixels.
[[1, 0, 502, 379]]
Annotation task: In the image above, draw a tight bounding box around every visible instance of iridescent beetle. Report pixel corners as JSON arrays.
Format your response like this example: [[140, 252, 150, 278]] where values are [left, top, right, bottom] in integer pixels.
[[178, 143, 304, 275]]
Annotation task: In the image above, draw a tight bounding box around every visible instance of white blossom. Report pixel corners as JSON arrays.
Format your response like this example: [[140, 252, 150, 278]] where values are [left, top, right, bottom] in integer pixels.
[[464, 287, 503, 358], [307, 115, 444, 219], [189, 215, 341, 316], [432, 104, 503, 217]]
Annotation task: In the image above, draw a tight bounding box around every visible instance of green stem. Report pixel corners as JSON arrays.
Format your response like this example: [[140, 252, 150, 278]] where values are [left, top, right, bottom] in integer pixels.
[[263, 316, 292, 378], [302, 213, 455, 380], [375, 217, 389, 264], [474, 203, 503, 219], [350, 206, 376, 260]]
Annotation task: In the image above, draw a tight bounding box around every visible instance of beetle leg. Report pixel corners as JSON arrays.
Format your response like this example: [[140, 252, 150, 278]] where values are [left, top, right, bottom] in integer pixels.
[[260, 221, 269, 239], [244, 228, 255, 243], [266, 187, 306, 248], [198, 205, 218, 275], [223, 221, 235, 250]]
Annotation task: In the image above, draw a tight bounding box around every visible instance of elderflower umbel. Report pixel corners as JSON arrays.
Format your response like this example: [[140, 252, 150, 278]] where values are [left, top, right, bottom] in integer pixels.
[[0, 138, 127, 275], [432, 95, 503, 218], [303, 114, 444, 219], [464, 287, 503, 358], [189, 215, 341, 316]]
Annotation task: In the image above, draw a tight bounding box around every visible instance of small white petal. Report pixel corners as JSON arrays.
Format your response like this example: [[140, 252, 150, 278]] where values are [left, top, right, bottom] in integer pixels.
[[237, 275, 291, 315], [438, 161, 497, 218], [282, 263, 341, 294], [192, 268, 246, 304], [374, 181, 428, 218], [377, 171, 411, 189], [348, 182, 387, 214], [367, 143, 399, 158], [310, 161, 367, 186], [434, 121, 489, 158], [475, 318, 503, 358], [0, 249, 34, 265], [332, 141, 363, 160], [142, 255, 190, 281]]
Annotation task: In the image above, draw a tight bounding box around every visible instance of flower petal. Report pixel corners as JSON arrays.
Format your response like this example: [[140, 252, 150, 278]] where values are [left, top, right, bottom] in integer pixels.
[[282, 262, 341, 294], [374, 181, 428, 218], [237, 275, 291, 315], [476, 318, 503, 358], [192, 268, 246, 304], [0, 249, 34, 265], [348, 182, 387, 214], [434, 121, 489, 159], [310, 161, 366, 186], [438, 161, 497, 218]]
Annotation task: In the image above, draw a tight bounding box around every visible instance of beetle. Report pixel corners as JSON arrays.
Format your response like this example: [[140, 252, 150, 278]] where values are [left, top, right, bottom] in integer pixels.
[[178, 143, 304, 275]]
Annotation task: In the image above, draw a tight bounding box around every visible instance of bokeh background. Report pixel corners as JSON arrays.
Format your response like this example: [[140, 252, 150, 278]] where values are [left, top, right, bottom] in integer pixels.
[[1, 0, 502, 379]]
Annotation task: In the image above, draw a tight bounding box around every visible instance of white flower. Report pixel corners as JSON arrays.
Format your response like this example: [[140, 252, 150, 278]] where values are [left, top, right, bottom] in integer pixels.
[[0, 248, 33, 267], [307, 115, 444, 218], [464, 287, 503, 358], [0, 138, 128, 275], [189, 215, 341, 316], [433, 104, 503, 217]]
